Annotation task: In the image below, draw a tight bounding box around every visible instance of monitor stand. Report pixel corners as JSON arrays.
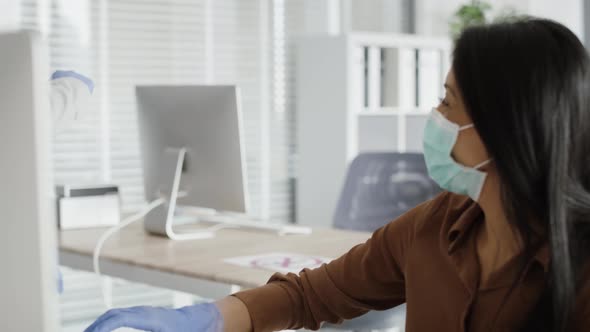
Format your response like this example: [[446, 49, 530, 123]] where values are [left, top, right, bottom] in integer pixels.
[[144, 148, 313, 239], [144, 147, 216, 240]]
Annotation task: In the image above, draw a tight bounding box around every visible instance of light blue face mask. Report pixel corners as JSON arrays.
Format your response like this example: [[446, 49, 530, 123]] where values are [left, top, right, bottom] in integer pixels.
[[423, 109, 491, 202]]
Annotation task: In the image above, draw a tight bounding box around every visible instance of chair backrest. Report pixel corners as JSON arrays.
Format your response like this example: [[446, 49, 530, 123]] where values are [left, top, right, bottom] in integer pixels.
[[333, 152, 441, 232]]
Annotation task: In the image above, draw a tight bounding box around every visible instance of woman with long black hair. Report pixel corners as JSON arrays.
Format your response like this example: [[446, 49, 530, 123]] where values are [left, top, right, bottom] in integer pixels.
[[86, 17, 590, 332]]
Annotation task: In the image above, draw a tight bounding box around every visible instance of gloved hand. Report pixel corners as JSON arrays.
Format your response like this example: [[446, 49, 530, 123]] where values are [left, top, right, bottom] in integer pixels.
[[51, 70, 94, 93], [50, 70, 94, 132], [57, 268, 63, 294], [84, 302, 223, 332]]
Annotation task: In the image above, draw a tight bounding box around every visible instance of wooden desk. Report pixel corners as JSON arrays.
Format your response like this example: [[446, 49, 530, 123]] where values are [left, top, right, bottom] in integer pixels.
[[59, 223, 371, 299]]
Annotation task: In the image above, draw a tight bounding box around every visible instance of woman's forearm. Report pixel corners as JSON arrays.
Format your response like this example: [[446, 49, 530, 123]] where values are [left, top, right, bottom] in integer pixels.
[[215, 296, 253, 332]]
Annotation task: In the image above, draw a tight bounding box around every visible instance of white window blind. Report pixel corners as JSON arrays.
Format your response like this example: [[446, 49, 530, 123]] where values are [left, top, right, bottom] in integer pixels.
[[210, 0, 269, 218], [107, 0, 210, 211], [20, 0, 178, 328], [21, 0, 104, 186], [20, 0, 272, 215], [18, 0, 275, 328], [18, 0, 332, 241], [108, 0, 273, 217], [270, 0, 328, 222]]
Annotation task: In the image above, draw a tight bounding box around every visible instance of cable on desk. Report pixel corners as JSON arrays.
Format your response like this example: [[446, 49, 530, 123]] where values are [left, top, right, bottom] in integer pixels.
[[93, 198, 166, 309], [92, 197, 239, 309]]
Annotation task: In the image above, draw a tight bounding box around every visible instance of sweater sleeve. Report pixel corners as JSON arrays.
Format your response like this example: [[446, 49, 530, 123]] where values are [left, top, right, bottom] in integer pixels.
[[232, 195, 443, 332]]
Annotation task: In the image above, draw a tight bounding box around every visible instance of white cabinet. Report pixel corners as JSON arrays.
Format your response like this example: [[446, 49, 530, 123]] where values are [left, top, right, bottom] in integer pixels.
[[296, 33, 450, 227]]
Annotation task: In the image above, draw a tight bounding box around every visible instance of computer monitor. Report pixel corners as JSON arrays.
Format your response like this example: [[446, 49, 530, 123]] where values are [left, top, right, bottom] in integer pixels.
[[136, 85, 249, 240], [0, 31, 60, 331]]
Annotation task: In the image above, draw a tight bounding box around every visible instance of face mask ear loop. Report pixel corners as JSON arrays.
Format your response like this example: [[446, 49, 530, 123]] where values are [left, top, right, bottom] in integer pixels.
[[459, 123, 474, 131], [474, 158, 493, 170], [457, 123, 491, 170]]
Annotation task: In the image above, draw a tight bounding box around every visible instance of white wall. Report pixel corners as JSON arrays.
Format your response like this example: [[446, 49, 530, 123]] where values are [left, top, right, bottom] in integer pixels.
[[528, 0, 584, 39], [414, 0, 583, 40], [339, 0, 413, 33], [0, 0, 21, 30], [350, 0, 410, 32]]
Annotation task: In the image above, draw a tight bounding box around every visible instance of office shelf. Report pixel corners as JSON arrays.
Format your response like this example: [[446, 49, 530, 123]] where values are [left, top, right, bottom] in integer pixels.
[[296, 33, 450, 227]]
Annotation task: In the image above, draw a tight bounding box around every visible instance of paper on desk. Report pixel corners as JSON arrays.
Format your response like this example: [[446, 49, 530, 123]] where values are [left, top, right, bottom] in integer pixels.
[[224, 252, 334, 274]]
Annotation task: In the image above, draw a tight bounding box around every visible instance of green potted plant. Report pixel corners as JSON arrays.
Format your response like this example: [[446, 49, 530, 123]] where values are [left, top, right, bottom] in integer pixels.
[[449, 1, 520, 39], [449, 0, 492, 39]]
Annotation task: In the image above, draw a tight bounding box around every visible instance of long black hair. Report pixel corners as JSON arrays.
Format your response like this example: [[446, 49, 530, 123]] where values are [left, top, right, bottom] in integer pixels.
[[453, 18, 590, 331]]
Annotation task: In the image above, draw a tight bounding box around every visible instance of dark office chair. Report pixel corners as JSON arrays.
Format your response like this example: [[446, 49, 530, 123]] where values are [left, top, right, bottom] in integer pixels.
[[327, 152, 441, 332]]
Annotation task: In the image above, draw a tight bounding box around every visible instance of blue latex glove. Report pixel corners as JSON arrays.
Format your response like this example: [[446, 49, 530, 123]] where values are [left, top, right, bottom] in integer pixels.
[[51, 70, 94, 93], [84, 303, 223, 332], [57, 268, 63, 294], [50, 70, 94, 132]]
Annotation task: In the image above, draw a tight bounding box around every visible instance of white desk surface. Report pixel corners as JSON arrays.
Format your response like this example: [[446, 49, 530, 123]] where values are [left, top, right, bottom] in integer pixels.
[[58, 223, 371, 298]]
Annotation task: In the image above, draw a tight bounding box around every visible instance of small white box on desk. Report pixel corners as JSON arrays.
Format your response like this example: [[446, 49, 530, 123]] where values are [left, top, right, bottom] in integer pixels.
[[56, 184, 120, 229]]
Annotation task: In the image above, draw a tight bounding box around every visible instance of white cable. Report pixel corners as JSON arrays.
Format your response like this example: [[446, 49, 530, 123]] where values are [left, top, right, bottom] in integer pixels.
[[93, 198, 165, 309], [92, 197, 238, 308], [203, 223, 240, 234]]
